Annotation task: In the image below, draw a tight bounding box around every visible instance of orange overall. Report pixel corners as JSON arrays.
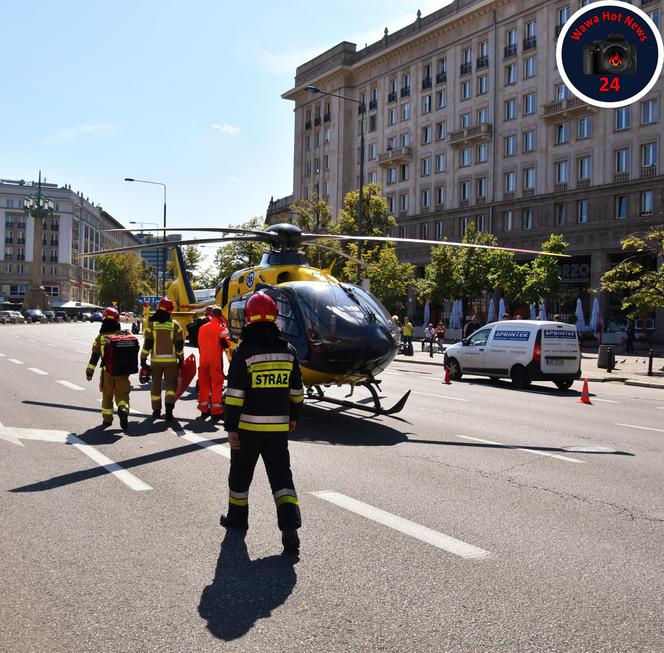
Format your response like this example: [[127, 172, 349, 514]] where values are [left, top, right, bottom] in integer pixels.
[[197, 317, 230, 415]]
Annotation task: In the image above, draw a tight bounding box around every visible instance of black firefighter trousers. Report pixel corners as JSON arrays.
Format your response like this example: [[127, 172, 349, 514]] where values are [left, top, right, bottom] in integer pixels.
[[226, 432, 301, 531]]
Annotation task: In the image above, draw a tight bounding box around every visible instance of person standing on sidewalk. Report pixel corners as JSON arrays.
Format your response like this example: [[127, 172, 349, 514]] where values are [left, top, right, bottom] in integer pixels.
[[402, 316, 414, 356], [624, 319, 636, 355], [220, 291, 304, 554]]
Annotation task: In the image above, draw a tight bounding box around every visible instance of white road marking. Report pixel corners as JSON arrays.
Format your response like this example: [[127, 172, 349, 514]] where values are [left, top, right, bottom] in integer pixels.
[[412, 391, 470, 402], [311, 491, 493, 560], [453, 434, 584, 464], [170, 427, 231, 459], [657, 407, 664, 410], [8, 359, 23, 365], [56, 380, 85, 391], [616, 423, 664, 434], [0, 419, 150, 491], [75, 349, 87, 354], [592, 398, 619, 404], [28, 368, 48, 375], [47, 344, 57, 347], [69, 436, 152, 492], [0, 353, 5, 357]]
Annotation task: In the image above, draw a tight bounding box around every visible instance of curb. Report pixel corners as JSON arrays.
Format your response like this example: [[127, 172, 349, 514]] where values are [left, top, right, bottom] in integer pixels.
[[624, 379, 664, 389]]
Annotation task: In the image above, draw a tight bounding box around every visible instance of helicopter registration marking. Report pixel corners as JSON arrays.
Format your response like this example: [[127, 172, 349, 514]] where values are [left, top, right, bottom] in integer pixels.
[[252, 371, 290, 388]]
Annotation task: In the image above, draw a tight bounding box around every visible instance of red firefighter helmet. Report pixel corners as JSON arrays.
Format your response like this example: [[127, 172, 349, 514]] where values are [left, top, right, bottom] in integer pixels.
[[157, 297, 174, 314], [102, 306, 120, 321], [245, 291, 277, 324]]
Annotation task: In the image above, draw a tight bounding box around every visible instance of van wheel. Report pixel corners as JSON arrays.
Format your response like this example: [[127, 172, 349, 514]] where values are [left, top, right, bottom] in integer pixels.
[[447, 358, 462, 381], [555, 380, 573, 390], [510, 365, 531, 389]]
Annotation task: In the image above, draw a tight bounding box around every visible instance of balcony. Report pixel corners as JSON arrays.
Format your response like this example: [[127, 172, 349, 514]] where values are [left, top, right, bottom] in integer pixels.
[[614, 172, 630, 183], [476, 55, 489, 69], [554, 182, 568, 193], [378, 146, 413, 166], [387, 91, 397, 103], [459, 199, 470, 208], [640, 165, 657, 178], [422, 77, 432, 90], [504, 44, 517, 58], [504, 191, 516, 200], [448, 123, 493, 147], [523, 188, 535, 197], [577, 179, 591, 189], [523, 36, 537, 51], [475, 197, 487, 206], [641, 0, 657, 5], [369, 99, 378, 111], [436, 72, 447, 84], [401, 87, 411, 98], [542, 97, 595, 120], [460, 62, 472, 76]]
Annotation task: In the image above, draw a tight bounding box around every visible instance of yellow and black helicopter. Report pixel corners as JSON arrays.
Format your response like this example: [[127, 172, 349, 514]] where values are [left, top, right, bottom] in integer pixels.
[[85, 222, 561, 416]]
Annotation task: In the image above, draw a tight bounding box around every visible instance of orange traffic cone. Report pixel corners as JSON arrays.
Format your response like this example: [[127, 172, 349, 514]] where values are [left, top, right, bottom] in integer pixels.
[[443, 365, 452, 385], [579, 378, 592, 405]]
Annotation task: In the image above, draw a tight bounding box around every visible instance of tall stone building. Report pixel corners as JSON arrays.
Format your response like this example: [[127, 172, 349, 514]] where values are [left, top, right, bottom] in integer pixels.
[[282, 0, 663, 338], [0, 178, 141, 307]]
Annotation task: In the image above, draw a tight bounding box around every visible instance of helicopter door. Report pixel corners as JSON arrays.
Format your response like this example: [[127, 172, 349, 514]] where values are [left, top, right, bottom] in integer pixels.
[[261, 287, 309, 362]]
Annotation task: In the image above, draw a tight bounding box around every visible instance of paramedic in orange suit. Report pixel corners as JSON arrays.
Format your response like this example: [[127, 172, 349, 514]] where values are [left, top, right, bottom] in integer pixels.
[[197, 306, 230, 417]]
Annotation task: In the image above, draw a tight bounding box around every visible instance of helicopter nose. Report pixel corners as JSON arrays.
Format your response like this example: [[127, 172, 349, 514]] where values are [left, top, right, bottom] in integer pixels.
[[364, 322, 399, 370]]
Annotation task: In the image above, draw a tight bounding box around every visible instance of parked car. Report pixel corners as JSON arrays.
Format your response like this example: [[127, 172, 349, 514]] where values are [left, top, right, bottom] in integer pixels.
[[90, 311, 103, 322], [54, 311, 69, 322], [10, 311, 26, 324], [81, 312, 92, 321], [0, 311, 13, 324], [23, 309, 45, 323], [43, 310, 56, 322], [444, 319, 581, 390]]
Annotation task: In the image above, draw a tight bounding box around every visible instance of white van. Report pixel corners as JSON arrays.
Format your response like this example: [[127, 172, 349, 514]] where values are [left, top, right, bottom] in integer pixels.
[[444, 320, 581, 390]]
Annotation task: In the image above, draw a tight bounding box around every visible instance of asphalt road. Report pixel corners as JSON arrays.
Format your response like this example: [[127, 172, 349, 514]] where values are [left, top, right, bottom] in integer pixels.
[[1, 323, 663, 653]]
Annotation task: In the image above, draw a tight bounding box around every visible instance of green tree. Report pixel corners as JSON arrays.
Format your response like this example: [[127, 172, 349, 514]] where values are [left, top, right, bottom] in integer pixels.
[[601, 226, 664, 317], [96, 253, 153, 310], [333, 183, 397, 281], [288, 195, 336, 269], [365, 246, 415, 314], [516, 234, 569, 305], [199, 216, 266, 287]]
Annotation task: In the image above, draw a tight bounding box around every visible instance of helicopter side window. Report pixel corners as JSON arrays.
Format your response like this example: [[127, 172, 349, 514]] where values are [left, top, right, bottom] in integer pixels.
[[275, 296, 301, 338], [228, 298, 247, 340]]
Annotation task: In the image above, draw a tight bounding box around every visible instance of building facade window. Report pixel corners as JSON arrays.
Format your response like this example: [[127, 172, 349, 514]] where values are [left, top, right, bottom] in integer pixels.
[[577, 199, 589, 223], [422, 95, 432, 113], [477, 108, 489, 124], [435, 152, 447, 173], [460, 180, 470, 201], [555, 83, 569, 100], [400, 163, 410, 182], [505, 98, 517, 120], [522, 208, 533, 230], [555, 121, 570, 144], [523, 166, 536, 190], [401, 103, 411, 121], [615, 195, 627, 220], [555, 160, 569, 183], [477, 143, 489, 162], [555, 203, 566, 225], [504, 170, 516, 192], [422, 125, 432, 144], [577, 116, 592, 139], [505, 63, 517, 85], [504, 134, 517, 156], [436, 186, 446, 207], [460, 147, 472, 167], [421, 189, 431, 209], [641, 98, 658, 125], [461, 80, 472, 100], [399, 193, 409, 212], [436, 121, 447, 140], [577, 155, 591, 180], [461, 113, 472, 129], [388, 108, 398, 125], [476, 177, 487, 198], [421, 158, 431, 176], [503, 210, 513, 231], [641, 142, 658, 167], [437, 89, 447, 109], [523, 92, 536, 115], [615, 148, 630, 173], [524, 56, 537, 78], [435, 220, 444, 239], [615, 107, 631, 131], [640, 191, 654, 215], [523, 129, 536, 152], [478, 74, 488, 95]]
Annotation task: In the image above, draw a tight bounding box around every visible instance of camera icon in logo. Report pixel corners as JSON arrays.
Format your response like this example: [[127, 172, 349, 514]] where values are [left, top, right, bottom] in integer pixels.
[[582, 34, 637, 75]]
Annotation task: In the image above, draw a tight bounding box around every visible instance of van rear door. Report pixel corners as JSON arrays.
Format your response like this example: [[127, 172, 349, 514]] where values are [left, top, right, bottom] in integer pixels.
[[540, 326, 580, 374]]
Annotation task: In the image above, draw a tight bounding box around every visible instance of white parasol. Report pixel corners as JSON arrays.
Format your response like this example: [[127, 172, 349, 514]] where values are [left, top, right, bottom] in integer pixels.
[[487, 297, 495, 324], [538, 299, 547, 321], [499, 297, 507, 319], [575, 298, 586, 333]]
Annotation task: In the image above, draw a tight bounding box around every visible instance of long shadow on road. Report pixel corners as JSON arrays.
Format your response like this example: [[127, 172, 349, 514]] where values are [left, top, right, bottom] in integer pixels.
[[198, 529, 297, 641]]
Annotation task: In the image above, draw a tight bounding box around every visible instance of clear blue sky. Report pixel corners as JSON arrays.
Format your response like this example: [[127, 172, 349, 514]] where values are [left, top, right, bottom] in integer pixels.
[[2, 0, 449, 239]]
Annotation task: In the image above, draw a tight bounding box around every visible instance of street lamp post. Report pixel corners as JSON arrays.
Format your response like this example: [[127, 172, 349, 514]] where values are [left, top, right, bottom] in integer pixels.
[[124, 178, 167, 296], [129, 221, 160, 295], [22, 171, 54, 311], [305, 85, 365, 284]]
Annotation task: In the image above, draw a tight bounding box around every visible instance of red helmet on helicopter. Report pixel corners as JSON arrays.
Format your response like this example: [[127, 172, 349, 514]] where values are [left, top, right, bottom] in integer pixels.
[[245, 291, 277, 324], [157, 297, 174, 314], [102, 306, 120, 321]]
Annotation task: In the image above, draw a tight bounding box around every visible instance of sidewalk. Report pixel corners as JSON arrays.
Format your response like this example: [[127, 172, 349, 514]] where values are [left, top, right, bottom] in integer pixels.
[[395, 343, 664, 389]]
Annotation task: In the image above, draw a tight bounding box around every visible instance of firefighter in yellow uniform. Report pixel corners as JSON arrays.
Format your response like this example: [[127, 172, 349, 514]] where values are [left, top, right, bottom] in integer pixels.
[[141, 297, 184, 420], [85, 306, 131, 431]]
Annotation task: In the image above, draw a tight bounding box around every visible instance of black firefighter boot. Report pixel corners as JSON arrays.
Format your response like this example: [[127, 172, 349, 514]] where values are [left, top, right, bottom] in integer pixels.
[[119, 409, 129, 432], [281, 528, 300, 554], [164, 403, 174, 421]]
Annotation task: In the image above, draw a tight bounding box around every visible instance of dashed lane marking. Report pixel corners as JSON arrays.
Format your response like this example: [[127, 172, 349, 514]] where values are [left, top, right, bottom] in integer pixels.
[[8, 359, 23, 365], [453, 434, 584, 464], [47, 344, 57, 347], [0, 353, 5, 357], [28, 368, 48, 375], [56, 380, 85, 391], [75, 350, 87, 354], [311, 491, 493, 560], [616, 423, 664, 434], [412, 391, 470, 403], [170, 427, 231, 459], [70, 436, 152, 491], [592, 398, 619, 404]]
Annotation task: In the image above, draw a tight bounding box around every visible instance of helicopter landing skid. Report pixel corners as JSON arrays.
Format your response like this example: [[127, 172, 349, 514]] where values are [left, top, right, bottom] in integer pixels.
[[307, 382, 410, 416]]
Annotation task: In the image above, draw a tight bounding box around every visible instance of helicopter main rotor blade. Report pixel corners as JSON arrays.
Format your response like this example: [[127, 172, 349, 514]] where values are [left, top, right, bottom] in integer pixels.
[[74, 236, 267, 259], [101, 227, 268, 237], [306, 242, 369, 267], [300, 233, 569, 257]]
